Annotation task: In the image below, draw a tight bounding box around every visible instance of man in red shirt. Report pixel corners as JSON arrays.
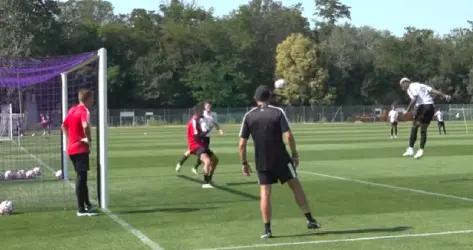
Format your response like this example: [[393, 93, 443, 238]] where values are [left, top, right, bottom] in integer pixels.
[[185, 105, 219, 188], [62, 89, 97, 216]]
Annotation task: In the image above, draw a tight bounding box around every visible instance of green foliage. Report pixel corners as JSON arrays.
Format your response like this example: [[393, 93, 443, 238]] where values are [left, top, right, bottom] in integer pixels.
[[1, 0, 473, 107], [275, 33, 331, 105]]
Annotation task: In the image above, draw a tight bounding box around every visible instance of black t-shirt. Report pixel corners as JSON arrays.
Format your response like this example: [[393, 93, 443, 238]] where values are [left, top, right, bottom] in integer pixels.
[[239, 105, 292, 171]]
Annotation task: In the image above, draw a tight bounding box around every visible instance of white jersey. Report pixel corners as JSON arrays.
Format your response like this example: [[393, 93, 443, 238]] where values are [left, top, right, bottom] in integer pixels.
[[434, 111, 443, 122], [201, 111, 219, 137], [407, 82, 434, 106], [388, 110, 398, 123]]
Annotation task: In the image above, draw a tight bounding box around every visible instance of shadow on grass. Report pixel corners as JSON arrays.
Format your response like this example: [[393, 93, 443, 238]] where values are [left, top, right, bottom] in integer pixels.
[[439, 178, 473, 183], [226, 181, 259, 186], [116, 206, 218, 215], [273, 226, 411, 238], [177, 175, 259, 200]]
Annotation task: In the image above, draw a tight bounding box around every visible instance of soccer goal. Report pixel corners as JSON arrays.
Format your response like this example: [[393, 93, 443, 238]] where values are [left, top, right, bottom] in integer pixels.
[[0, 49, 108, 212], [448, 106, 473, 134]]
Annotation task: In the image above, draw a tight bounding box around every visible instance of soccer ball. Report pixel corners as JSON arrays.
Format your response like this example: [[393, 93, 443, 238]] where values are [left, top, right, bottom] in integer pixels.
[[274, 79, 287, 89], [25, 170, 35, 179], [55, 170, 63, 180], [16, 170, 25, 179], [456, 113, 460, 119], [0, 200, 14, 215], [4, 170, 13, 180], [32, 167, 41, 176]]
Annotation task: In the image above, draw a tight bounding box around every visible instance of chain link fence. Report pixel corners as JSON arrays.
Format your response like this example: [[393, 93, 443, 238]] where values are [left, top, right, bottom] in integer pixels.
[[107, 104, 473, 127]]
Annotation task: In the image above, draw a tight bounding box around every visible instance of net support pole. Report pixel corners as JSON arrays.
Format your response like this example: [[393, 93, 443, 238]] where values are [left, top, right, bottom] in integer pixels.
[[98, 48, 108, 209], [61, 73, 69, 180]]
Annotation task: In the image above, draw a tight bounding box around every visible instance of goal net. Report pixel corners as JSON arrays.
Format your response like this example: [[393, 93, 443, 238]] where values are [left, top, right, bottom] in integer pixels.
[[0, 49, 108, 213]]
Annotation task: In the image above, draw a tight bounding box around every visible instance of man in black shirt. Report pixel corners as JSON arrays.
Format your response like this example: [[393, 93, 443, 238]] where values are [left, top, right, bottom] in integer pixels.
[[238, 85, 320, 239]]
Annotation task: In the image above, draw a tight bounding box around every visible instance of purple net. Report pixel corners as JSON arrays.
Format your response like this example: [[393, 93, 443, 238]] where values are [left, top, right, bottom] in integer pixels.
[[0, 52, 96, 87]]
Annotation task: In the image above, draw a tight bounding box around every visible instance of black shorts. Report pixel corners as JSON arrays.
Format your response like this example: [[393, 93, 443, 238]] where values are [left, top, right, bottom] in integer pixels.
[[438, 121, 445, 126], [70, 153, 90, 172], [194, 147, 214, 159], [202, 137, 210, 148], [414, 104, 435, 124], [257, 161, 297, 185], [391, 121, 398, 126]]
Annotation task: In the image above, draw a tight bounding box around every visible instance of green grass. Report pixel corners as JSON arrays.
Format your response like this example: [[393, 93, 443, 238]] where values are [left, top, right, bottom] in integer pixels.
[[1, 121, 473, 249]]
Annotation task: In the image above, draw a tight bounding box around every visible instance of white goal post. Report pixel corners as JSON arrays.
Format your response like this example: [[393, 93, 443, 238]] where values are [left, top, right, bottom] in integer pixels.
[[60, 48, 108, 209]]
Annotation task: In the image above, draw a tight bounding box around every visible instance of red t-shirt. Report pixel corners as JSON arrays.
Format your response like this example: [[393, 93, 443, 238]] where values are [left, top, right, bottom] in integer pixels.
[[63, 104, 90, 155], [187, 115, 204, 152]]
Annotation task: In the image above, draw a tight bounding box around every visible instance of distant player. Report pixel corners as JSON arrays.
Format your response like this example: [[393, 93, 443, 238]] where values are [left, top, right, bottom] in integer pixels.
[[40, 113, 50, 135], [399, 78, 450, 159], [239, 85, 320, 239], [62, 89, 97, 216], [184, 104, 219, 188], [388, 105, 399, 139], [176, 101, 223, 174], [434, 108, 446, 135]]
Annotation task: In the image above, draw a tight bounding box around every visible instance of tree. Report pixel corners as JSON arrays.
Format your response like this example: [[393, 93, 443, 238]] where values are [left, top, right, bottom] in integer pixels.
[[0, 0, 61, 56], [275, 33, 331, 105], [314, 0, 351, 26]]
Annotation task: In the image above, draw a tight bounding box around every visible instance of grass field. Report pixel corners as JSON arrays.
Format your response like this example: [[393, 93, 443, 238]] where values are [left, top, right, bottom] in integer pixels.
[[1, 121, 473, 250]]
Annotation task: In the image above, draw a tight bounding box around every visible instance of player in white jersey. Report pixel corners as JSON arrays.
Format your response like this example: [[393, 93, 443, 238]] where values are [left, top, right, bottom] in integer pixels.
[[399, 78, 451, 159], [175, 101, 223, 174], [434, 108, 446, 135], [388, 105, 399, 139]]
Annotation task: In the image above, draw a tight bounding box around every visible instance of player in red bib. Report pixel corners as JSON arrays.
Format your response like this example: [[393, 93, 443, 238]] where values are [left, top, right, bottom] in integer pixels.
[[62, 89, 97, 216], [181, 104, 219, 188]]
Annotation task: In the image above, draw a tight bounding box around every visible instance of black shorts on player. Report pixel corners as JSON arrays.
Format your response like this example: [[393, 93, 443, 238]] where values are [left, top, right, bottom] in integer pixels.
[[414, 104, 435, 124], [194, 146, 214, 159], [257, 161, 297, 185]]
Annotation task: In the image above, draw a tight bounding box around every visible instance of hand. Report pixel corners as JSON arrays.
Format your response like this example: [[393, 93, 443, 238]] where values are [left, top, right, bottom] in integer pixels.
[[80, 138, 89, 144], [218, 129, 224, 135], [444, 95, 451, 102], [402, 110, 408, 115], [292, 155, 299, 168], [242, 162, 252, 176]]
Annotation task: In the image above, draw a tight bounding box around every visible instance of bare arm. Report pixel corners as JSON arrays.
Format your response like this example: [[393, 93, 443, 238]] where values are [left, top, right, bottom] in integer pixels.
[[405, 98, 417, 113], [430, 89, 451, 101], [284, 130, 299, 167], [239, 138, 251, 176]]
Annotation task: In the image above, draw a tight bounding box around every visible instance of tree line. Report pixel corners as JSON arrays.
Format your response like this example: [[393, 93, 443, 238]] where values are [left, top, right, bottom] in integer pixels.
[[1, 0, 472, 108]]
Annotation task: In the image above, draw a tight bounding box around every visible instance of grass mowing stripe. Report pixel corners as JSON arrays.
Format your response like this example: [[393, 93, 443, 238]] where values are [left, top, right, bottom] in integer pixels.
[[195, 229, 473, 250], [14, 141, 164, 250], [299, 170, 473, 202]]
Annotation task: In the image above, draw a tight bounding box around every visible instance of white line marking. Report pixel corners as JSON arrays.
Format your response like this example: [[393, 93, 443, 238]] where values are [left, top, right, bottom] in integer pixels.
[[196, 229, 473, 250], [299, 170, 473, 202], [14, 142, 163, 250]]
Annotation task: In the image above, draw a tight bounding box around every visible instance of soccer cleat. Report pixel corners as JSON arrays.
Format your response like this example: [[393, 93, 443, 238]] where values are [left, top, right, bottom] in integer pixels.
[[402, 147, 414, 157], [307, 220, 321, 229], [192, 167, 198, 175], [76, 210, 89, 217], [394, 135, 398, 139], [390, 136, 394, 139], [201, 183, 214, 189], [414, 149, 424, 159], [260, 231, 272, 239], [175, 163, 182, 173]]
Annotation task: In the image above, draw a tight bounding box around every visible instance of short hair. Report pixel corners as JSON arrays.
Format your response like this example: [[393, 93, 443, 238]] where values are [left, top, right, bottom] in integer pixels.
[[78, 89, 93, 103], [192, 103, 204, 115], [254, 85, 272, 102]]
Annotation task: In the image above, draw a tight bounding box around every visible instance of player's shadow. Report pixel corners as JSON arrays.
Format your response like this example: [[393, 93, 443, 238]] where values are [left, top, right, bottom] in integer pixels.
[[439, 178, 473, 183], [116, 207, 218, 215], [226, 181, 259, 186], [177, 175, 259, 200], [273, 226, 411, 238]]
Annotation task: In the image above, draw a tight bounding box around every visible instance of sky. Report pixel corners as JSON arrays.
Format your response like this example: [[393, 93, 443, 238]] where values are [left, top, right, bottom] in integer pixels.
[[108, 0, 472, 36]]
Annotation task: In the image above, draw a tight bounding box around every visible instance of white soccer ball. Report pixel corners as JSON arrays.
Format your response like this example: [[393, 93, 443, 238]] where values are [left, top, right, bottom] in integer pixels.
[[0, 200, 14, 215], [32, 167, 41, 176], [4, 170, 13, 180], [55, 170, 63, 180], [274, 79, 288, 89], [16, 170, 25, 179], [25, 170, 35, 179]]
